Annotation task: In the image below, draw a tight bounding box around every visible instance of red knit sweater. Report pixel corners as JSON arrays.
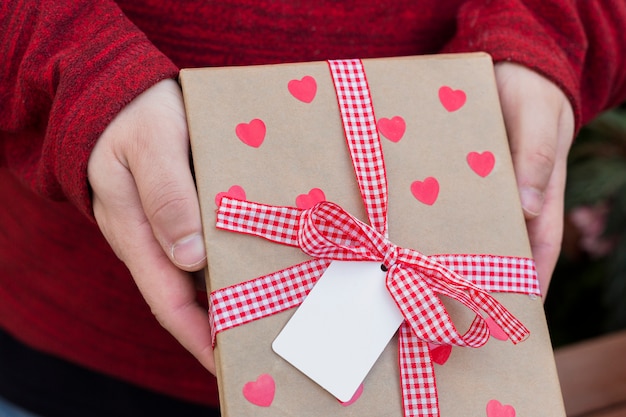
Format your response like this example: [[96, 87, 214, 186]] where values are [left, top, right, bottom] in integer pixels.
[[1, 0, 625, 407]]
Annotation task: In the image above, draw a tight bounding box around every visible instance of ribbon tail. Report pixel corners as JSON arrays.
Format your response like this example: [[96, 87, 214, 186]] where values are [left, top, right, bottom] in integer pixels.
[[399, 322, 440, 417], [403, 249, 530, 345], [472, 290, 530, 343]]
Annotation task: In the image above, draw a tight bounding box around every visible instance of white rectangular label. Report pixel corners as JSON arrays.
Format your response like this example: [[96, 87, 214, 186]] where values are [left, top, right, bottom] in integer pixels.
[[272, 260, 404, 402]]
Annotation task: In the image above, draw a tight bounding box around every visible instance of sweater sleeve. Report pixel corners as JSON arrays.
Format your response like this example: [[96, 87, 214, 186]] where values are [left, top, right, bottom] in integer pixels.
[[0, 0, 179, 218], [442, 0, 626, 130]]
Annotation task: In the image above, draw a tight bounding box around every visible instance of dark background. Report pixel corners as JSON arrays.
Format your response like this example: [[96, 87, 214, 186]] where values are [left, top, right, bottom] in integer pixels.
[[545, 104, 626, 347]]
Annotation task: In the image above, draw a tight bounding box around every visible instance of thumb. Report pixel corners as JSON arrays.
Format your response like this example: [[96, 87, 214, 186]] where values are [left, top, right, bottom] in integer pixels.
[[120, 79, 206, 271], [495, 63, 574, 294], [495, 63, 565, 220]]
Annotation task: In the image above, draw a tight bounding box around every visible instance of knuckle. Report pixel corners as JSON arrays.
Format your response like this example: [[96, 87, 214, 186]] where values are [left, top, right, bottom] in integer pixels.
[[93, 215, 128, 262], [150, 297, 194, 332], [144, 185, 193, 226], [92, 202, 116, 249], [513, 138, 558, 188], [530, 140, 557, 170]]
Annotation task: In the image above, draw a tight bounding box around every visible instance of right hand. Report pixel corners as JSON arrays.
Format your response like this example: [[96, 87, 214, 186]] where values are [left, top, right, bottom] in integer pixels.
[[88, 79, 215, 373]]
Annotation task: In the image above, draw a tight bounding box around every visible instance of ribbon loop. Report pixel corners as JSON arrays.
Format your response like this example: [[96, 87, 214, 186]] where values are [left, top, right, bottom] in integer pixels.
[[387, 260, 490, 347], [298, 201, 388, 262]]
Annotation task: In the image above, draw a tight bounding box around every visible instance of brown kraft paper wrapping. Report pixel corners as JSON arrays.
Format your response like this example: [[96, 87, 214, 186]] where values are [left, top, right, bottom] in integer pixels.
[[180, 53, 566, 417]]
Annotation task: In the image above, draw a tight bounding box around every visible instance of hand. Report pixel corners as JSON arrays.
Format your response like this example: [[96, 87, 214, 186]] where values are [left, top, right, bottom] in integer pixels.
[[87, 79, 215, 373], [494, 62, 575, 297]]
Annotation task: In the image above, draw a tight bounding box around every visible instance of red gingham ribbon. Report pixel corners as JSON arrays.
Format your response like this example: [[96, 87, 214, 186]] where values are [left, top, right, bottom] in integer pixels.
[[210, 59, 539, 417], [327, 59, 388, 236]]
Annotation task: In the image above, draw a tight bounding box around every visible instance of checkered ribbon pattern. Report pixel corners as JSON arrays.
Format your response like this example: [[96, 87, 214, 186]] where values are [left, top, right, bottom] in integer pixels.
[[209, 59, 540, 417]]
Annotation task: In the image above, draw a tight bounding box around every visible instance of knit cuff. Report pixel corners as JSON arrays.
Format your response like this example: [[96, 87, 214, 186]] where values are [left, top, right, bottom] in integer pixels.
[[441, 0, 584, 131], [43, 9, 179, 219]]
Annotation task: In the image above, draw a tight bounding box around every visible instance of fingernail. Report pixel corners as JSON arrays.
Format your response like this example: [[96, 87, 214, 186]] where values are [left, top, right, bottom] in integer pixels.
[[172, 234, 206, 268], [520, 187, 544, 217]]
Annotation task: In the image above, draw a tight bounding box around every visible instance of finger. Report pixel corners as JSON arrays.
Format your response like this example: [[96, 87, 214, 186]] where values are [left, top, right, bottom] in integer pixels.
[[525, 162, 565, 297], [526, 104, 574, 296], [495, 63, 561, 219], [126, 214, 216, 374], [120, 80, 206, 272]]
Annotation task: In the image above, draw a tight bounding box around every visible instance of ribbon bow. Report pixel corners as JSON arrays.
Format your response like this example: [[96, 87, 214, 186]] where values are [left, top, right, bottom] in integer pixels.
[[218, 197, 529, 350], [210, 59, 538, 417]]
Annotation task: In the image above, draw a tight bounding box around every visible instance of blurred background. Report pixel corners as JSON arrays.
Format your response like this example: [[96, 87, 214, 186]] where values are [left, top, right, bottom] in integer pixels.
[[545, 105, 626, 417], [545, 104, 626, 347]]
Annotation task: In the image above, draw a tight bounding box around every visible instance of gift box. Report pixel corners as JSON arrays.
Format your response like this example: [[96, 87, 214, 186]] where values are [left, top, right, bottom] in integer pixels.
[[180, 53, 566, 417]]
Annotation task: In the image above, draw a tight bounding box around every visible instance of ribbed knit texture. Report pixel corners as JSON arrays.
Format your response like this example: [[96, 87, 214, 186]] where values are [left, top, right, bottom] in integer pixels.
[[1, 0, 625, 407]]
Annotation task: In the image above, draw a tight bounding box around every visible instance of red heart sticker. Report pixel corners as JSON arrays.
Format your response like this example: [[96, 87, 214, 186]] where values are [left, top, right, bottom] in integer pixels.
[[288, 75, 317, 103], [339, 383, 364, 407], [438, 86, 466, 112], [295, 188, 326, 209], [243, 374, 275, 407], [377, 116, 406, 142], [215, 185, 246, 207], [467, 151, 495, 177], [410, 177, 439, 206], [236, 119, 266, 148], [428, 343, 452, 365], [485, 316, 509, 341], [486, 400, 516, 417]]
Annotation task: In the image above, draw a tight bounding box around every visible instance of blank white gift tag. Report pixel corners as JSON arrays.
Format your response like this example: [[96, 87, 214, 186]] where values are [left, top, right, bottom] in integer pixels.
[[272, 260, 404, 402]]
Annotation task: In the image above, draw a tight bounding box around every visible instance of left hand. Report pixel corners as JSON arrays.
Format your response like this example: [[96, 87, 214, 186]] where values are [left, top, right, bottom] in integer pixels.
[[494, 62, 575, 297]]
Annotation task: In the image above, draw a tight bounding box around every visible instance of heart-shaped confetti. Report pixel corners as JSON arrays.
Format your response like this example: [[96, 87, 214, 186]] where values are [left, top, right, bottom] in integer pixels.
[[377, 116, 406, 142], [215, 185, 246, 207], [467, 151, 495, 177], [236, 119, 266, 148], [428, 343, 452, 365], [486, 399, 516, 417], [410, 177, 439, 205], [439, 86, 466, 112], [339, 383, 364, 407], [485, 316, 509, 341], [243, 374, 275, 407], [288, 75, 317, 103], [296, 188, 326, 209]]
